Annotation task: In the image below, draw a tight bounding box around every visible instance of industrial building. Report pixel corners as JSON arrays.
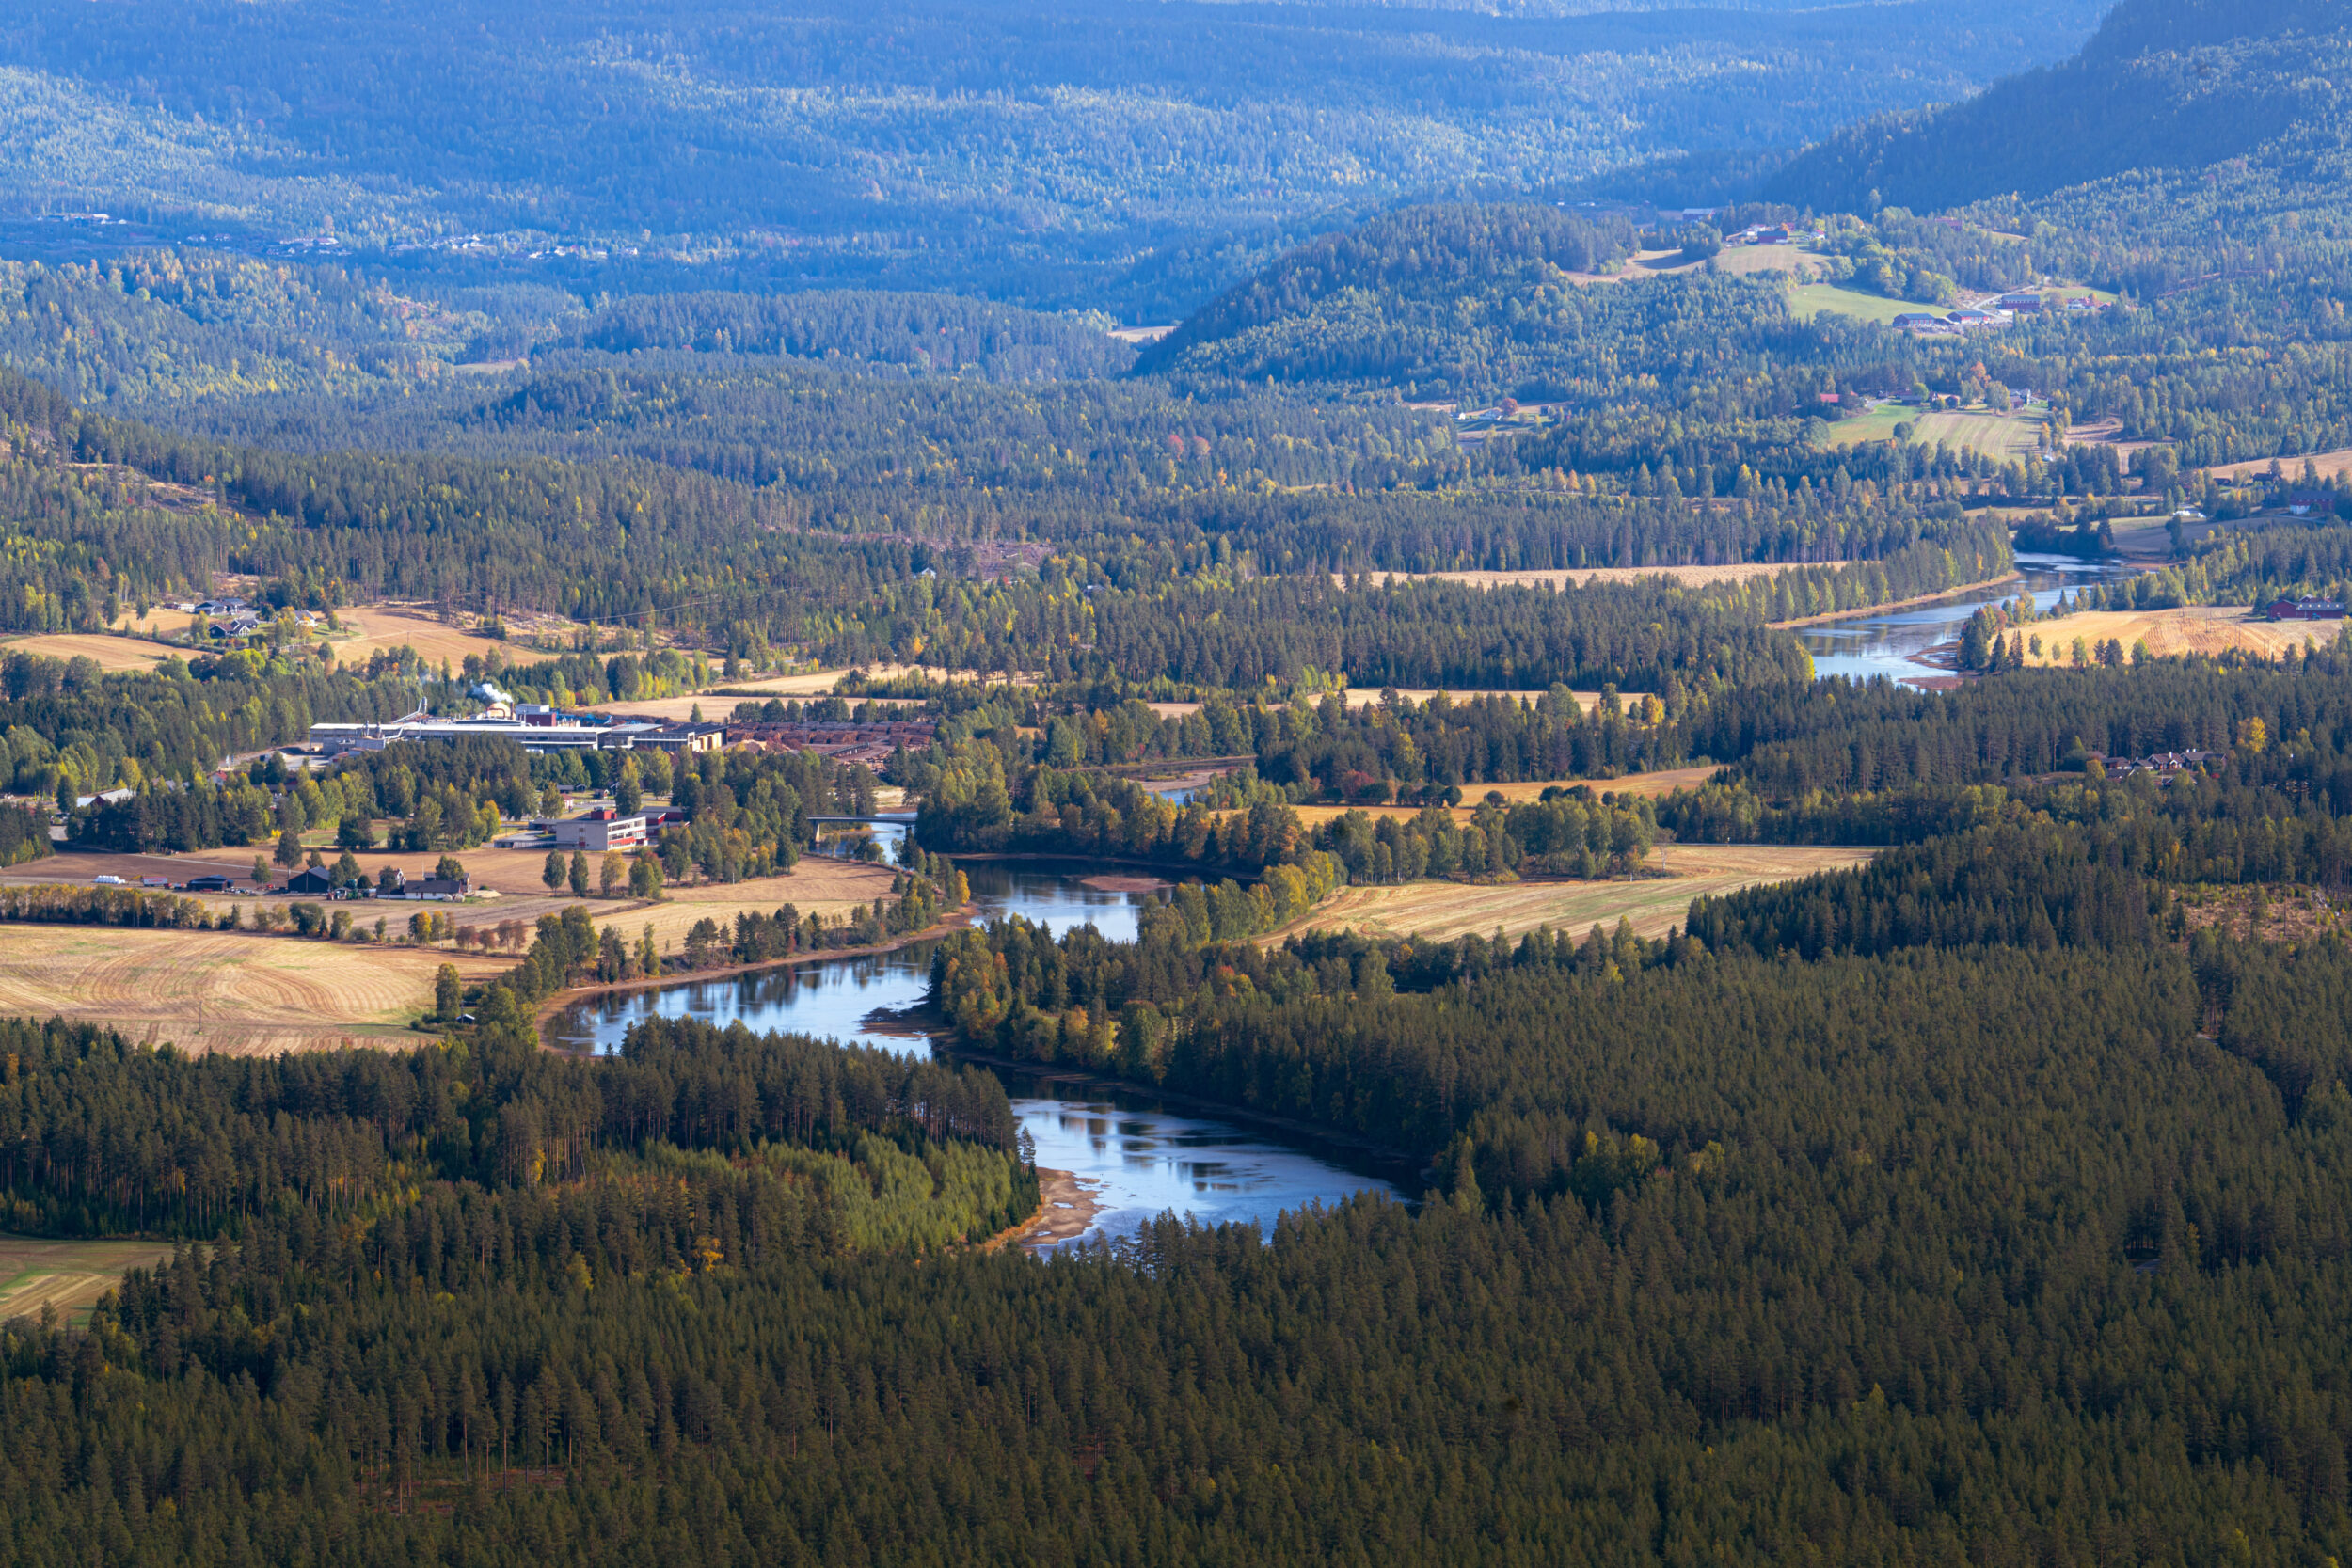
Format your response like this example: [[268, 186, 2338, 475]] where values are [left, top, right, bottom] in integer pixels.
[[308, 713, 725, 757]]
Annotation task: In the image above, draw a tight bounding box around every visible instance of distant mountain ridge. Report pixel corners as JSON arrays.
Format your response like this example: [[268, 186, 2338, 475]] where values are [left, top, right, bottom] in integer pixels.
[[1766, 0, 2352, 214]]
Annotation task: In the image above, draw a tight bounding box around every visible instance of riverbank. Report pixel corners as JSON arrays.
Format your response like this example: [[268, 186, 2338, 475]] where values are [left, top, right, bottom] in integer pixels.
[[1770, 572, 2023, 630], [984, 1167, 1104, 1252], [532, 904, 979, 1042], [939, 1041, 1427, 1180]]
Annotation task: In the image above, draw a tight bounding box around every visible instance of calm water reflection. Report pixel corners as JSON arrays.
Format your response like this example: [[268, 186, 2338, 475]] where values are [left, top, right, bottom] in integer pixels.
[[1797, 552, 2142, 686], [548, 846, 1406, 1247]]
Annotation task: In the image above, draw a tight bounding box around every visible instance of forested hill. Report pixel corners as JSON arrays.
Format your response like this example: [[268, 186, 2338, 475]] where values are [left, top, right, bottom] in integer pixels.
[[1765, 0, 2352, 214], [556, 292, 1136, 384], [1136, 205, 1633, 378], [1136, 203, 1783, 404]]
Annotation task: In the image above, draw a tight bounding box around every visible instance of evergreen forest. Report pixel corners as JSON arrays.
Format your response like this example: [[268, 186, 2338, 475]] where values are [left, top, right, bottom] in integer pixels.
[[0, 0, 2343, 1560]]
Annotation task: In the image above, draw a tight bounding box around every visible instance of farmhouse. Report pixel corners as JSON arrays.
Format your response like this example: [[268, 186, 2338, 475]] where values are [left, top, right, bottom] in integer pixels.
[[368, 867, 472, 899], [2266, 597, 2347, 621]]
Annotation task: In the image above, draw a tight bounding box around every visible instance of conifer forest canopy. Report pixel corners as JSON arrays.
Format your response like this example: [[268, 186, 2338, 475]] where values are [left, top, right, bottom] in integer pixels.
[[0, 0, 2346, 1561]]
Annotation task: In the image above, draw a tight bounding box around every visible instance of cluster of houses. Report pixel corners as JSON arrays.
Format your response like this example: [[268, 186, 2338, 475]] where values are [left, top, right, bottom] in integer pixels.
[[108, 866, 474, 899], [1727, 222, 1825, 247], [2085, 750, 2225, 781], [178, 596, 326, 641], [1895, 291, 2115, 337]]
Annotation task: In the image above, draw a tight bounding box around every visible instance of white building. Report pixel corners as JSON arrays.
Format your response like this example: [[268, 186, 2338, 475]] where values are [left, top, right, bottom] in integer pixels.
[[541, 809, 653, 851]]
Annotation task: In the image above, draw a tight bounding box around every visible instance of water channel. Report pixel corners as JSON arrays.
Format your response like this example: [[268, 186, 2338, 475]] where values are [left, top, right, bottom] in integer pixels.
[[1795, 551, 2145, 686], [548, 821, 1407, 1249], [547, 547, 2142, 1243]]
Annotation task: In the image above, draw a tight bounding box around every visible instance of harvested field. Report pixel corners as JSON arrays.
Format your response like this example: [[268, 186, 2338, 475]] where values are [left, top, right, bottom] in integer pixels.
[[2018, 605, 2323, 665], [1564, 249, 1699, 286], [328, 605, 516, 670], [1822, 406, 2050, 464], [358, 845, 601, 896], [111, 609, 200, 641], [1465, 767, 1721, 801], [2206, 448, 2352, 483], [1913, 408, 2050, 463], [1564, 246, 1815, 288], [583, 862, 902, 951], [0, 848, 272, 890], [591, 694, 755, 721], [0, 1237, 173, 1327], [1716, 244, 1817, 277], [1280, 767, 1723, 828], [1342, 563, 1841, 592], [0, 924, 508, 1053], [0, 631, 179, 672], [1271, 844, 1876, 945]]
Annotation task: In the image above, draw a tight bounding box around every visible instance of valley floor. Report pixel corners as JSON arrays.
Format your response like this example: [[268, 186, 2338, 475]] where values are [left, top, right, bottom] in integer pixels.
[[1269, 843, 1876, 945]]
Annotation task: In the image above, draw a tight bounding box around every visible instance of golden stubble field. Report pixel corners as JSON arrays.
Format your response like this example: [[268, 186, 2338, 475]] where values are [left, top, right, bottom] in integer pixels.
[[0, 1236, 174, 1326], [2017, 605, 2327, 665], [2205, 448, 2352, 483], [568, 859, 905, 951], [1270, 844, 1877, 946], [327, 604, 515, 670], [0, 925, 512, 1053], [6, 601, 508, 675], [1281, 768, 1724, 829], [0, 631, 182, 671], [0, 855, 905, 1053]]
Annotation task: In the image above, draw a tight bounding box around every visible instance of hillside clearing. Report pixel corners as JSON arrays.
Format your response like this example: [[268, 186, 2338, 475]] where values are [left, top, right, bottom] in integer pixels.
[[2017, 605, 2326, 665], [1900, 408, 2052, 463], [1268, 844, 1876, 945], [1818, 405, 2049, 463], [0, 631, 179, 672], [327, 605, 516, 670], [1787, 282, 1919, 325], [0, 1237, 173, 1327], [2205, 448, 2352, 483]]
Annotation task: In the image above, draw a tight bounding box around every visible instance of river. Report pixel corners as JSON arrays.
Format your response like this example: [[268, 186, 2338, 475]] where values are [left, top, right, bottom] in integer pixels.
[[1796, 551, 2145, 686], [545, 552, 2131, 1237], [548, 822, 1406, 1249]]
